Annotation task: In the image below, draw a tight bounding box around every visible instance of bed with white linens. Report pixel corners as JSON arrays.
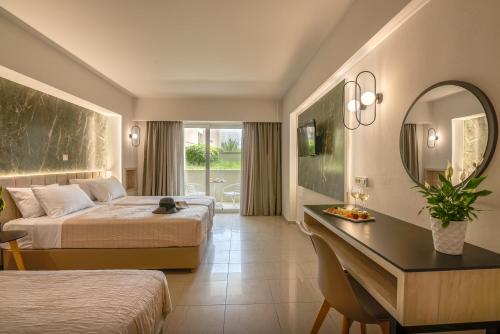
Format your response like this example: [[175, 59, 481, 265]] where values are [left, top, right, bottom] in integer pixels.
[[0, 269, 172, 334], [0, 172, 213, 270], [3, 204, 209, 249]]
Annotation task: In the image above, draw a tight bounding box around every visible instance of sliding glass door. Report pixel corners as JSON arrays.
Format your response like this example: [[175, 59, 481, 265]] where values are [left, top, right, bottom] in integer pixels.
[[184, 123, 242, 211], [183, 127, 207, 196]]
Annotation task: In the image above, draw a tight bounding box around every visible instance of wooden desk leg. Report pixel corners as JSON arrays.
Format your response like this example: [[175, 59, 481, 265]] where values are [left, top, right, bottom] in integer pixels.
[[8, 240, 25, 270]]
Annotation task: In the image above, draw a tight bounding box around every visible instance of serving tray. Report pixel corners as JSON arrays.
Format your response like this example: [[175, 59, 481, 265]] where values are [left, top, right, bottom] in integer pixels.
[[322, 208, 375, 223]]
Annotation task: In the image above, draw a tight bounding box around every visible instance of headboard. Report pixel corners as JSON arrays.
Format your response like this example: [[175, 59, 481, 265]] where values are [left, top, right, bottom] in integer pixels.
[[0, 171, 106, 225]]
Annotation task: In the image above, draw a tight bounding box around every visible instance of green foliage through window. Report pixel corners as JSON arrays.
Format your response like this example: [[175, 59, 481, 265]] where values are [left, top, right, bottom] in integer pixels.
[[185, 144, 219, 165], [221, 138, 240, 152]]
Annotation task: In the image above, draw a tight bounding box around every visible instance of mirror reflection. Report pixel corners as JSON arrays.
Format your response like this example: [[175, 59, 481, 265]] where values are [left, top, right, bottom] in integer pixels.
[[401, 85, 488, 186]]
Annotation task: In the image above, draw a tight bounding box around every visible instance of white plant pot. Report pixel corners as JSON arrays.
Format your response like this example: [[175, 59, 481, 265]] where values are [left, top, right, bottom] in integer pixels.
[[430, 218, 468, 255]]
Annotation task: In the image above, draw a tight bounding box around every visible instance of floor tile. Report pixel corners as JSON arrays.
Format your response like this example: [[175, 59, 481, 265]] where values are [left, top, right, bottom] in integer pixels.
[[229, 249, 283, 263], [202, 250, 230, 264], [164, 305, 225, 334], [224, 304, 281, 334], [226, 279, 273, 304], [163, 214, 340, 333], [205, 241, 232, 252], [269, 278, 323, 303], [230, 239, 283, 251], [275, 302, 338, 334], [211, 229, 232, 241], [228, 262, 279, 280], [165, 263, 229, 284], [297, 261, 319, 279], [169, 281, 227, 306]]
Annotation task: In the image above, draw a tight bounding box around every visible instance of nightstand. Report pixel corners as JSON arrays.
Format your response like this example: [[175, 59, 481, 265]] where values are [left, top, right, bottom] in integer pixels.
[[0, 230, 27, 270]]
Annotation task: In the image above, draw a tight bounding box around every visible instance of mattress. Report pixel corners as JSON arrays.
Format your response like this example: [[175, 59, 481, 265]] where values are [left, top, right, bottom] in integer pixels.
[[2, 205, 209, 249], [0, 270, 172, 334]]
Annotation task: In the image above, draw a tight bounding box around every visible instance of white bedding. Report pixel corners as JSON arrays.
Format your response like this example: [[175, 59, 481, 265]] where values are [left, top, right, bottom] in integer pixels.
[[0, 270, 172, 334], [2, 206, 99, 249], [2, 204, 209, 249]]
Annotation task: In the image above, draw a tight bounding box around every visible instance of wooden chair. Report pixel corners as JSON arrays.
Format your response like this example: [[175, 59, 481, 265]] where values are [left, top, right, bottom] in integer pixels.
[[298, 221, 390, 334]]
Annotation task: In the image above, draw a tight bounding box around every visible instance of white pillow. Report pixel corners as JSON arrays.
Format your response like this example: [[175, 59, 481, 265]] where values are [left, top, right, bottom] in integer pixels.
[[69, 178, 97, 200], [32, 184, 95, 218], [88, 176, 127, 202], [7, 184, 59, 218]]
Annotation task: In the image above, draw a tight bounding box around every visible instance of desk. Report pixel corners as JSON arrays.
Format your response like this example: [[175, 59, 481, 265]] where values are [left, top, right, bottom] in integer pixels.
[[304, 205, 500, 333]]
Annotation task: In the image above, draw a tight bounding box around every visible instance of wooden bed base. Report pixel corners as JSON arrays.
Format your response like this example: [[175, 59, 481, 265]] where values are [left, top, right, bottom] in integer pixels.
[[2, 241, 205, 270]]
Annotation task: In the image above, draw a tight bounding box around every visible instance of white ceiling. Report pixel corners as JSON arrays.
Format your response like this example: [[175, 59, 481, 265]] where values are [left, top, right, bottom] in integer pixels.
[[0, 0, 353, 98]]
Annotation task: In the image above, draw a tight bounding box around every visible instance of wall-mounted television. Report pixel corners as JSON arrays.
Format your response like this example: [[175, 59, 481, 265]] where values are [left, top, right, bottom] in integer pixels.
[[297, 120, 316, 156]]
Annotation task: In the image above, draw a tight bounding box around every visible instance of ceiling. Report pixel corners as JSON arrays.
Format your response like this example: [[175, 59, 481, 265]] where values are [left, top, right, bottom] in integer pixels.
[[0, 0, 353, 98]]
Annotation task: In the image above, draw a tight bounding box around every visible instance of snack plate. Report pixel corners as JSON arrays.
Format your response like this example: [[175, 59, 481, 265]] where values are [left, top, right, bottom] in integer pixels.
[[322, 208, 375, 223]]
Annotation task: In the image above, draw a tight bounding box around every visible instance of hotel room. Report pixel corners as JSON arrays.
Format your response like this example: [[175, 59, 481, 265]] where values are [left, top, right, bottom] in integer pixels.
[[0, 0, 499, 333]]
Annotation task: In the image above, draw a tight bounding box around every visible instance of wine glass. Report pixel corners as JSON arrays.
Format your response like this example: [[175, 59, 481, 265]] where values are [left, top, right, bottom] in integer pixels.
[[350, 185, 360, 208], [358, 188, 370, 211]]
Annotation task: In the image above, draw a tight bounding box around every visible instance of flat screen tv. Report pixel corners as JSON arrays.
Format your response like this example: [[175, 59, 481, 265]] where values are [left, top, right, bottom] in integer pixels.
[[297, 120, 316, 156]]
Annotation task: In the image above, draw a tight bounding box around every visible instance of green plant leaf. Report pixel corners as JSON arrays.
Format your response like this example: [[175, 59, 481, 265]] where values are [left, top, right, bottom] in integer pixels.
[[462, 176, 485, 191], [412, 175, 491, 224], [475, 190, 493, 197]]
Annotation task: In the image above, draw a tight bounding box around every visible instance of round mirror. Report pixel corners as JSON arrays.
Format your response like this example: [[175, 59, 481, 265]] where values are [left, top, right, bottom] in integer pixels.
[[400, 81, 497, 187]]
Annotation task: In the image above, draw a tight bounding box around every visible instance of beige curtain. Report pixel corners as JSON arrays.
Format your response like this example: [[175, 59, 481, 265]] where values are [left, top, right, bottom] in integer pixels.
[[402, 123, 419, 181], [241, 122, 282, 216], [142, 121, 184, 196]]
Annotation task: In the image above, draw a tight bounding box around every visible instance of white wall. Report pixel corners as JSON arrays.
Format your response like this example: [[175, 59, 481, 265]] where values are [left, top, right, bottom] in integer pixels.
[[281, 0, 411, 221], [0, 9, 137, 176], [134, 97, 279, 193], [135, 97, 280, 122], [283, 0, 500, 253]]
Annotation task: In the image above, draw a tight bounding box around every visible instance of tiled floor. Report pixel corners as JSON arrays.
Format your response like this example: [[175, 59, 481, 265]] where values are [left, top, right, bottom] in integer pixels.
[[163, 214, 381, 334]]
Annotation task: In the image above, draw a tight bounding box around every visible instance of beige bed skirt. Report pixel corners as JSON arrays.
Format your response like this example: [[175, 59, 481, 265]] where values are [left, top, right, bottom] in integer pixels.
[[2, 241, 205, 270]]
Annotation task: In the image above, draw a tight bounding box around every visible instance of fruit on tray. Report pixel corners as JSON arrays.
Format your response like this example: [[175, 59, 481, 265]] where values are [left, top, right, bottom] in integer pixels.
[[324, 207, 371, 220]]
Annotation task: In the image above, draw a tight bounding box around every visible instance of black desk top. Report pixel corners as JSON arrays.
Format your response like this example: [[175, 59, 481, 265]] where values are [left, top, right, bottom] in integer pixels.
[[304, 205, 500, 272]]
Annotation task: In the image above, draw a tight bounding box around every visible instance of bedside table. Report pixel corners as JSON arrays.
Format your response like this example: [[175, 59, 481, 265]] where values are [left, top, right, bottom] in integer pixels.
[[0, 230, 27, 270]]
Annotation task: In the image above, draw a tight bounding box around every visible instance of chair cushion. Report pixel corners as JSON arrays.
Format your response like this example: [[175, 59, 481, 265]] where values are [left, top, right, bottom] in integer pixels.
[[346, 273, 390, 321]]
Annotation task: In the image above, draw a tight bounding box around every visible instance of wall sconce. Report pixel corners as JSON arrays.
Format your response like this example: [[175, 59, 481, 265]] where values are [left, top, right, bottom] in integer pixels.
[[343, 71, 383, 130], [427, 128, 438, 148], [129, 125, 140, 147]]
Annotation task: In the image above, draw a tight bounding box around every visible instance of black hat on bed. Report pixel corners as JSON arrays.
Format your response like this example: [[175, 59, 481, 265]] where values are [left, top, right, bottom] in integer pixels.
[[153, 197, 178, 214]]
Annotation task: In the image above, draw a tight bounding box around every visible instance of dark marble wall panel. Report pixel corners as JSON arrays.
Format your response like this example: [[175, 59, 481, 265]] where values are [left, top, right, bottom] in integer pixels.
[[0, 77, 108, 175], [298, 81, 345, 200]]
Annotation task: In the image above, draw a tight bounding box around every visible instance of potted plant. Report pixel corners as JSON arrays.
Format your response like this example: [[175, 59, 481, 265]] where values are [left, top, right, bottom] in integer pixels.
[[415, 164, 492, 255]]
